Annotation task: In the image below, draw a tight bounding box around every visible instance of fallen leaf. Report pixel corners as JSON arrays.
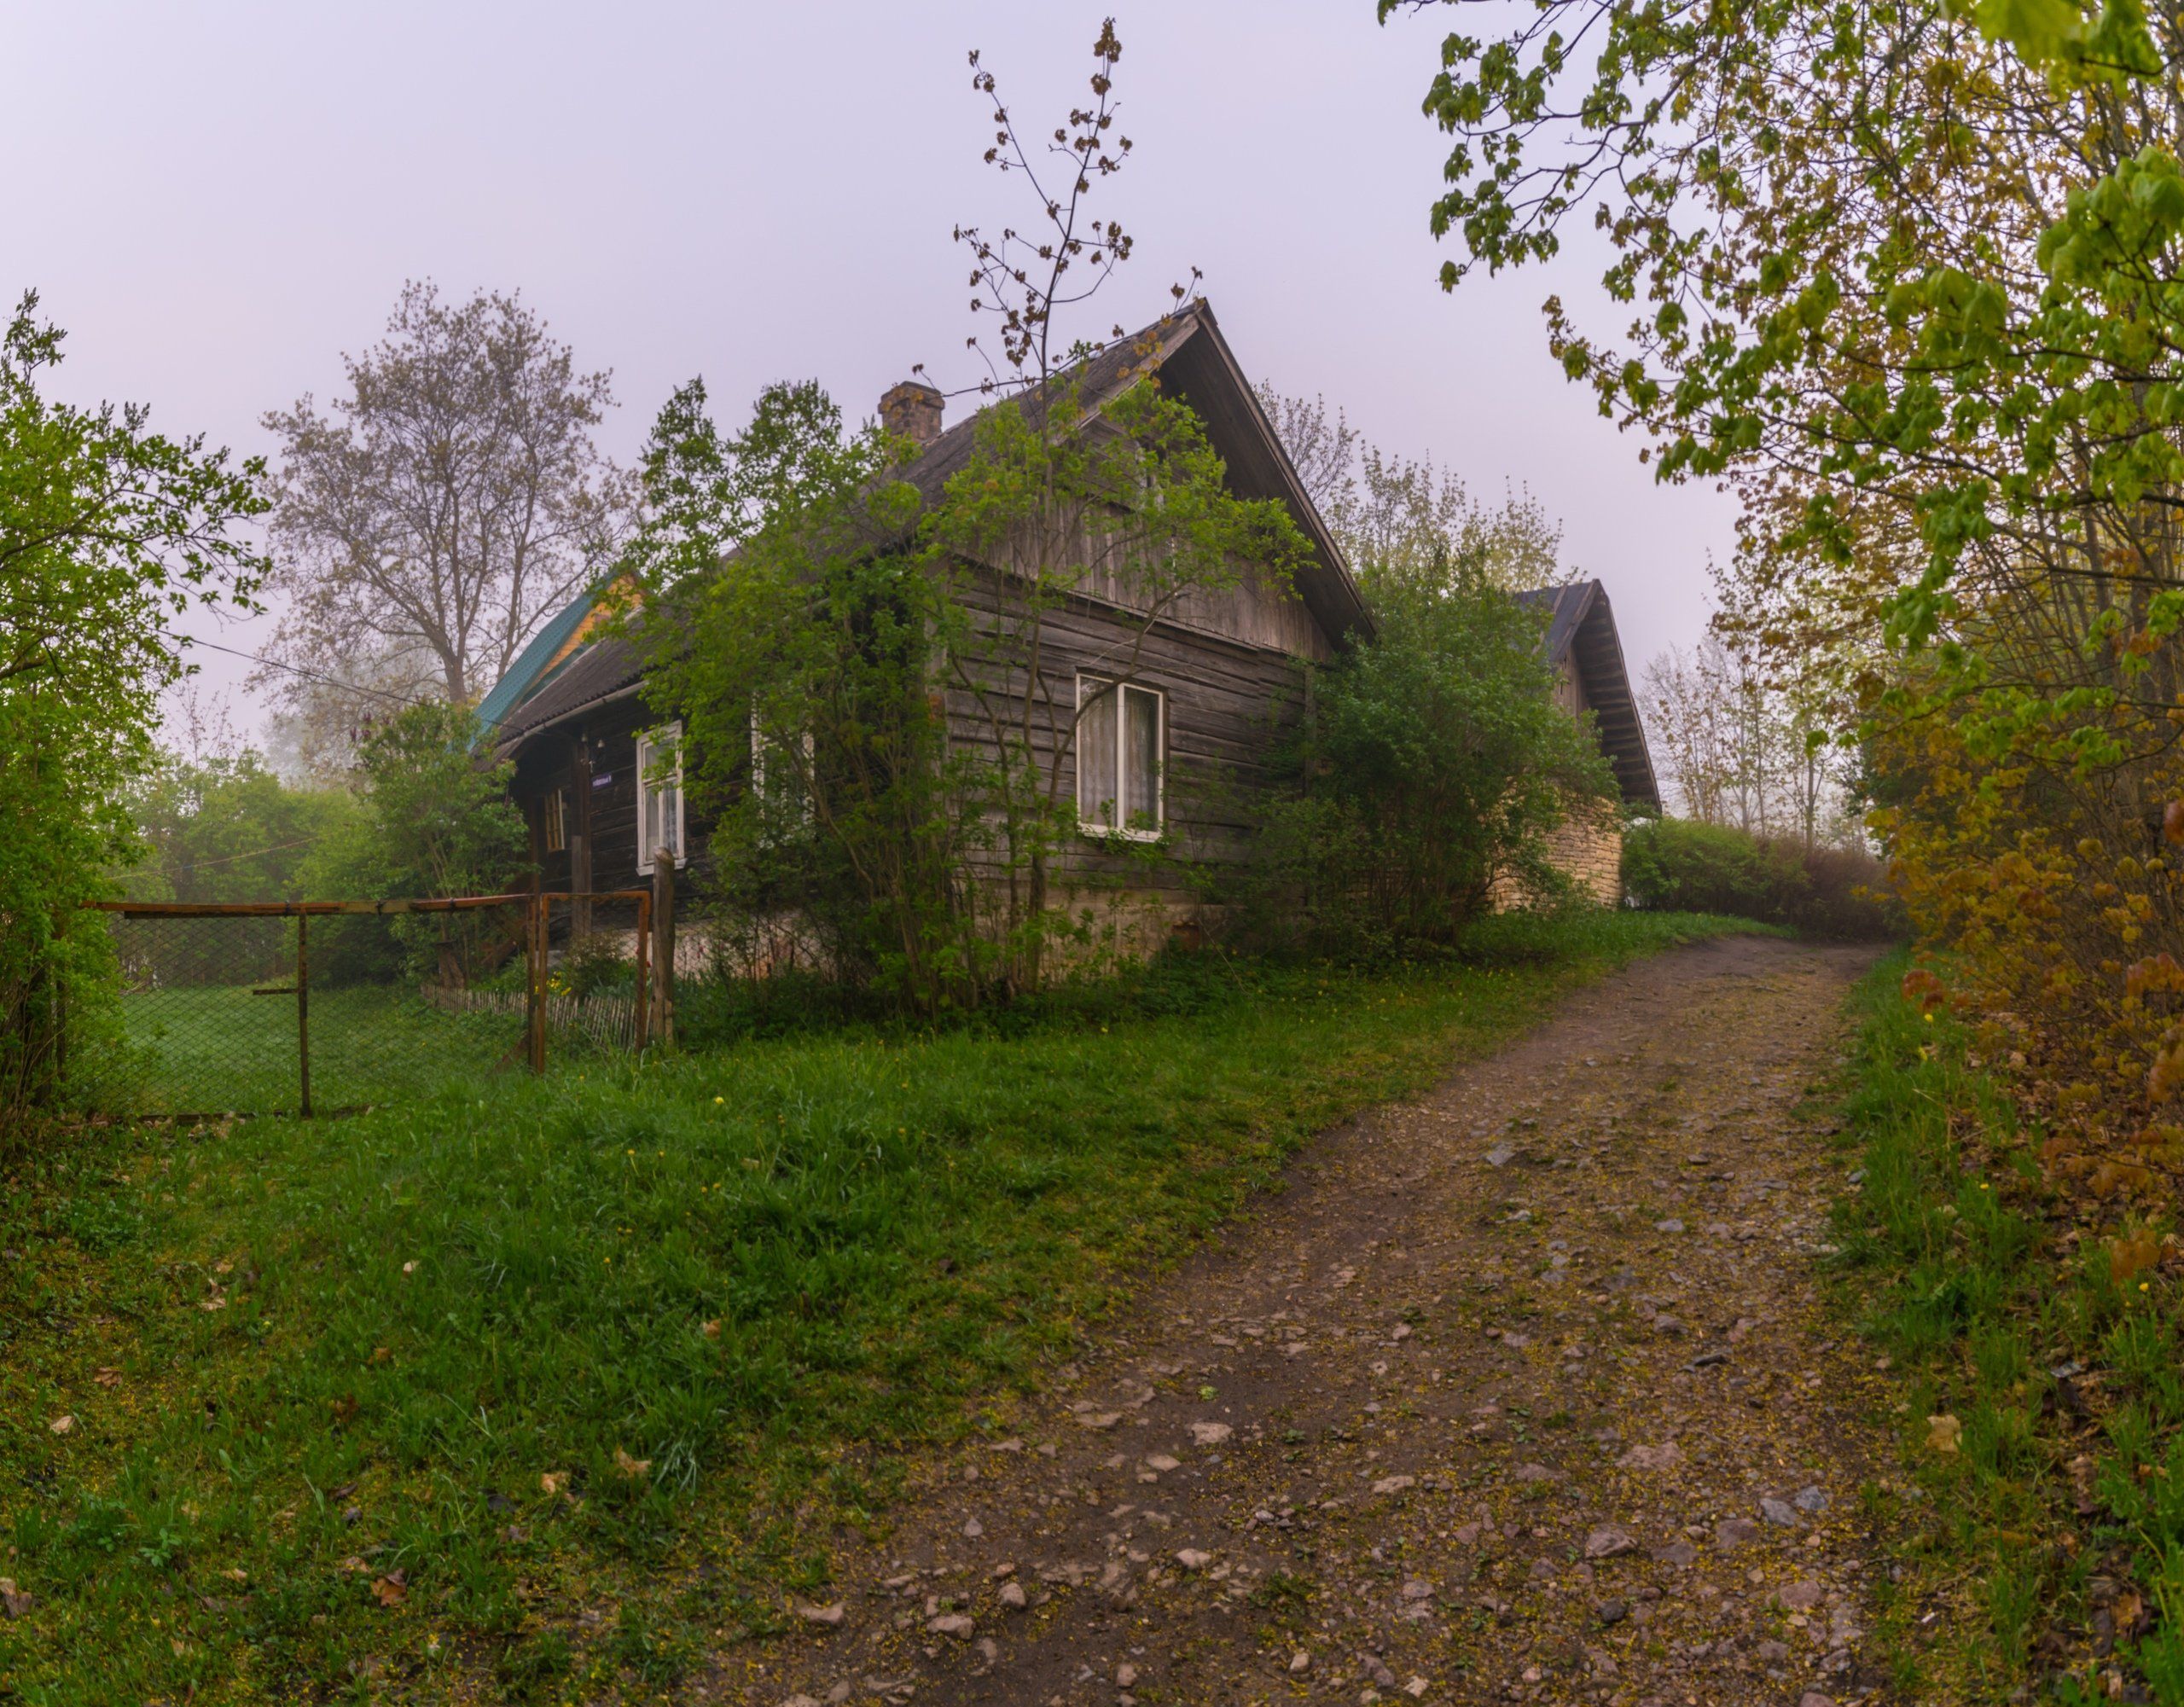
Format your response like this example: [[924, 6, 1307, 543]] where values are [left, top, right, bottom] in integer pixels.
[[328, 1395, 358, 1423], [199, 1295, 228, 1313], [613, 1448, 651, 1480], [47, 1415, 73, 1437], [371, 1570, 407, 1607], [539, 1472, 566, 1495], [1926, 1414, 1962, 1454], [701, 1319, 721, 1338], [92, 1367, 121, 1389], [369, 1346, 391, 1364], [2112, 1230, 2161, 1286], [222, 1567, 247, 1583], [0, 1578, 30, 1618]]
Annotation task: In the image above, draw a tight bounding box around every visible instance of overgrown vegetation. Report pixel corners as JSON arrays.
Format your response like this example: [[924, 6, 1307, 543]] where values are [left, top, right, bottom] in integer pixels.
[[0, 910, 1758, 1703], [1234, 560, 1614, 953], [1622, 816, 1900, 940], [1832, 957, 2184, 1701], [0, 294, 265, 1119], [1390, 0, 2184, 1228]]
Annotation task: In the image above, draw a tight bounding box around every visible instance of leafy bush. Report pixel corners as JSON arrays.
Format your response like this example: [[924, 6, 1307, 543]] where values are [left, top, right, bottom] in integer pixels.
[[1622, 816, 1898, 939], [0, 294, 264, 1118], [293, 701, 529, 987], [1228, 566, 1616, 956]]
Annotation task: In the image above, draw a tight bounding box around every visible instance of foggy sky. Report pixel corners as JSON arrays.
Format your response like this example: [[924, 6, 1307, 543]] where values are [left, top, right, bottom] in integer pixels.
[[5, 1, 1733, 744]]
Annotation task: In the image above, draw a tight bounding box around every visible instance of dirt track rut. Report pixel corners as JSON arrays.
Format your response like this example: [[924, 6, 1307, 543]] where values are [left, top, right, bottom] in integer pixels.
[[731, 936, 1894, 1707]]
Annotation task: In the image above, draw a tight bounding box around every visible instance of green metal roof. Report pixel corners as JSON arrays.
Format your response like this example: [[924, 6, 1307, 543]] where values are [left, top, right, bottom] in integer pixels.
[[474, 590, 596, 734]]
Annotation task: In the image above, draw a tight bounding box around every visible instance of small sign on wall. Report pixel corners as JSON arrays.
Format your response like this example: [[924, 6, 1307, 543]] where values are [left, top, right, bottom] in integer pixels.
[[591, 773, 613, 788]]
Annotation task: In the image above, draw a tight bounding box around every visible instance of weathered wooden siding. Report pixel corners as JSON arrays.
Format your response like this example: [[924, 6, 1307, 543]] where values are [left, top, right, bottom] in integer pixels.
[[509, 696, 706, 897], [942, 566, 1312, 895]]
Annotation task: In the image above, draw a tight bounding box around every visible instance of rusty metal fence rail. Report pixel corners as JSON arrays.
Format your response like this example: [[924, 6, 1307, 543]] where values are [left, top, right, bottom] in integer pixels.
[[79, 889, 659, 1119]]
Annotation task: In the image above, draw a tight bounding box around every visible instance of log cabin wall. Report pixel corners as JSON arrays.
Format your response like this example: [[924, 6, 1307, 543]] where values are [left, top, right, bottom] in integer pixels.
[[941, 560, 1316, 907], [509, 696, 707, 900]]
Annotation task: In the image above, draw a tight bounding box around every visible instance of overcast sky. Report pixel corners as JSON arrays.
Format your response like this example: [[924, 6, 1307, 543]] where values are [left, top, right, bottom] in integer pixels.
[[8, 1, 1732, 746]]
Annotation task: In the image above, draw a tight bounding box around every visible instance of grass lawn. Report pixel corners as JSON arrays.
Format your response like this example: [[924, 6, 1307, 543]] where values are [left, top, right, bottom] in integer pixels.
[[1827, 957, 2184, 1704], [5, 911, 1758, 1704], [95, 986, 525, 1117]]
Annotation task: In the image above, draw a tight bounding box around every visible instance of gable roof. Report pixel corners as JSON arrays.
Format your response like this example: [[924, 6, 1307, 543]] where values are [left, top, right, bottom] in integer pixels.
[[892, 299, 1374, 646], [1516, 579, 1661, 812], [474, 589, 601, 735], [491, 299, 1371, 756]]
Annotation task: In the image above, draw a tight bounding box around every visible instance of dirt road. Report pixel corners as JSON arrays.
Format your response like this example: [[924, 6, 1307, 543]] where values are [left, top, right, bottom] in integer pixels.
[[734, 936, 1894, 1707]]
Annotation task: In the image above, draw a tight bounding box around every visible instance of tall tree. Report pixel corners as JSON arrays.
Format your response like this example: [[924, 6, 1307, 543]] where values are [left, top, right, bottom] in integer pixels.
[[259, 282, 631, 734], [1257, 380, 1563, 591], [0, 290, 266, 1110]]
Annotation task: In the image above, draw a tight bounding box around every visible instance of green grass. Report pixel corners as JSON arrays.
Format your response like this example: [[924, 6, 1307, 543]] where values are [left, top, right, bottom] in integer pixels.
[[4, 910, 1757, 1704], [93, 986, 514, 1115], [88, 984, 641, 1117], [1828, 955, 2184, 1704]]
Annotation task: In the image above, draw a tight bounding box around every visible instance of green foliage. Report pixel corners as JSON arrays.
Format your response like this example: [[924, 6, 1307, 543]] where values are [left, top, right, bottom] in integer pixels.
[[127, 752, 359, 908], [1622, 819, 1787, 919], [1389, 0, 2184, 1156], [1234, 563, 1615, 954], [629, 361, 1310, 1013], [1827, 957, 2184, 1698], [1623, 816, 1901, 938], [293, 702, 528, 986], [0, 909, 1756, 1698], [0, 292, 265, 1116]]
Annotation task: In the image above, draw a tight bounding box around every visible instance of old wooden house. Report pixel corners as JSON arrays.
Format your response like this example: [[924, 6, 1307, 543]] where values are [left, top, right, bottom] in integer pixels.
[[484, 299, 1656, 939]]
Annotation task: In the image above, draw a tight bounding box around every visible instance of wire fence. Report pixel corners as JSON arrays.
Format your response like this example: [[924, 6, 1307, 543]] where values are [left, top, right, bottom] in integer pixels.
[[78, 890, 657, 1118]]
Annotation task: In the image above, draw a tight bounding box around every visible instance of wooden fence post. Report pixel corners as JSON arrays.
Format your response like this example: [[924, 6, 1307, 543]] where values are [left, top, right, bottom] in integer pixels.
[[527, 894, 549, 1075], [651, 853, 675, 1050], [632, 891, 651, 1055], [296, 913, 311, 1118]]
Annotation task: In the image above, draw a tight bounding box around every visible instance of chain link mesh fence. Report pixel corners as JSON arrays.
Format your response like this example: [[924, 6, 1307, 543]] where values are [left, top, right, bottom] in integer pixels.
[[79, 891, 654, 1118]]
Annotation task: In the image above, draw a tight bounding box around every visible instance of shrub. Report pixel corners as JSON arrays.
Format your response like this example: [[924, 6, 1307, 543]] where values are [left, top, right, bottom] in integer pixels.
[[1227, 566, 1617, 957], [0, 295, 264, 1118], [1622, 817, 1898, 939]]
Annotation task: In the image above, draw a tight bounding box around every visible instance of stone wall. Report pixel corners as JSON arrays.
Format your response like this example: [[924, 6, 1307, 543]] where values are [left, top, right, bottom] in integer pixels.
[[1492, 800, 1624, 909]]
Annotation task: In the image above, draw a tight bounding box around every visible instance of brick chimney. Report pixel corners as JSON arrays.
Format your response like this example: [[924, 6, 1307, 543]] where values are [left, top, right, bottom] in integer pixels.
[[880, 379, 944, 450]]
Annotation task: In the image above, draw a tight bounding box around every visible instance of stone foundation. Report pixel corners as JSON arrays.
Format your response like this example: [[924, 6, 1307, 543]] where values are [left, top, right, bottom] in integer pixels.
[[1492, 804, 1624, 909]]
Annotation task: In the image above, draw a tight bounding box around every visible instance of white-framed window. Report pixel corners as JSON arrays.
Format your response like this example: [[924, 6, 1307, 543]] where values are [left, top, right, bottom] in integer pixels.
[[1076, 675, 1165, 839], [749, 706, 816, 835], [636, 722, 686, 874], [542, 787, 566, 854]]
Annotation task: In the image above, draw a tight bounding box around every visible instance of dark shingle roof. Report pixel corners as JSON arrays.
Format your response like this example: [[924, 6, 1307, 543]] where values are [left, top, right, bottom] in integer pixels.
[[490, 299, 1373, 759], [1517, 580, 1660, 811], [491, 633, 645, 748]]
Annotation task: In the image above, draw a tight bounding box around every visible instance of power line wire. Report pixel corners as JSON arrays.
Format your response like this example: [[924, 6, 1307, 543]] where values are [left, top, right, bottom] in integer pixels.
[[175, 636, 425, 707], [151, 833, 324, 869]]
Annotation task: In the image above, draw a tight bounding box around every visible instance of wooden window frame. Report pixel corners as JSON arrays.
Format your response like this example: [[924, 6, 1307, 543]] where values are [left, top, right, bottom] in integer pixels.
[[636, 722, 687, 874], [542, 787, 567, 854], [1074, 674, 1165, 841]]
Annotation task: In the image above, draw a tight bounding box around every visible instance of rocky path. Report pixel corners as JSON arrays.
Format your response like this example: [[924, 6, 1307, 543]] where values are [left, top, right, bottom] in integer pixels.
[[729, 936, 1896, 1707]]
